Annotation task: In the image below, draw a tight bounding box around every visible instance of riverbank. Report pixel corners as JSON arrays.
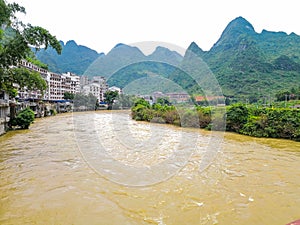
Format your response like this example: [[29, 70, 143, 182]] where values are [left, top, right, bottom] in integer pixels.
[[1, 110, 300, 225], [131, 99, 300, 141]]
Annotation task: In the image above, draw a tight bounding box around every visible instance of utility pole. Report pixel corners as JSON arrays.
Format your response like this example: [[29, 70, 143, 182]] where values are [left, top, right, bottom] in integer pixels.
[[285, 94, 287, 108]]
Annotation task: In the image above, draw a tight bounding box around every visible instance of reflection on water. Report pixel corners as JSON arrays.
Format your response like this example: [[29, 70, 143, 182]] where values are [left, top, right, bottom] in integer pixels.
[[0, 111, 299, 225]]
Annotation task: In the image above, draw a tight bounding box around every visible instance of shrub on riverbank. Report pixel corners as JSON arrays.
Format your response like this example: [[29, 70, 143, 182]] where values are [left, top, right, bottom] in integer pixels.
[[131, 99, 215, 128], [238, 107, 300, 140], [131, 99, 300, 141], [10, 108, 35, 129]]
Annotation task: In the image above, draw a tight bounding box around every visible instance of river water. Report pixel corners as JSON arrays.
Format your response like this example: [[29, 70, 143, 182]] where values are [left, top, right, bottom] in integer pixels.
[[0, 111, 299, 225]]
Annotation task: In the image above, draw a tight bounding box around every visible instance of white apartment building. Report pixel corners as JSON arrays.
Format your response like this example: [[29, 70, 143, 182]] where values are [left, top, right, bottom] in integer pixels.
[[47, 72, 80, 100], [81, 76, 109, 102], [19, 60, 80, 101], [82, 83, 102, 101], [80, 75, 89, 86]]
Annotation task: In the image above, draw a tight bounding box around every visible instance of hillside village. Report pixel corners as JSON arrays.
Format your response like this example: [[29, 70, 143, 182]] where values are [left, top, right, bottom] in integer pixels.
[[0, 60, 122, 135], [0, 59, 198, 135]]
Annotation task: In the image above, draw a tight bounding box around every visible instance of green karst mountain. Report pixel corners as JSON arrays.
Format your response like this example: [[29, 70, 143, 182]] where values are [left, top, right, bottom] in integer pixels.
[[83, 44, 187, 95], [190, 16, 300, 100], [147, 46, 183, 65], [84, 43, 147, 77], [35, 40, 101, 74], [83, 44, 184, 78], [35, 16, 300, 100]]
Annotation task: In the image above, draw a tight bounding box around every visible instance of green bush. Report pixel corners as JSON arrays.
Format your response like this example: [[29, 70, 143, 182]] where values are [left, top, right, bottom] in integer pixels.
[[163, 110, 180, 124], [226, 103, 249, 132], [239, 107, 300, 140], [49, 109, 57, 115], [12, 108, 35, 129], [131, 99, 300, 141], [180, 110, 199, 128], [197, 107, 212, 128]]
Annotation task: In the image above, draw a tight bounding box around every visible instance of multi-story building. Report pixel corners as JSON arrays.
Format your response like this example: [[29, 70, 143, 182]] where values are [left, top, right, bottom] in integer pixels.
[[80, 76, 109, 102], [47, 72, 80, 100], [93, 76, 109, 101], [18, 60, 80, 101], [80, 75, 89, 87]]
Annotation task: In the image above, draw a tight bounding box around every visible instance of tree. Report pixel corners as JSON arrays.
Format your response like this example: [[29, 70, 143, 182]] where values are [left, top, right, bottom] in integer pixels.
[[10, 107, 35, 129], [275, 90, 291, 102], [133, 98, 150, 108], [113, 94, 136, 109], [73, 93, 97, 111], [156, 97, 171, 106], [226, 103, 249, 132], [131, 98, 152, 121], [63, 92, 75, 100], [10, 67, 47, 97], [104, 90, 119, 109], [0, 0, 61, 97]]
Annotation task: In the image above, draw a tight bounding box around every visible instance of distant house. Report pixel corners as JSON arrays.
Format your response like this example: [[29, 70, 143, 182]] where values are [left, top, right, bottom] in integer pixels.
[[149, 91, 190, 104], [194, 95, 225, 105], [152, 91, 166, 103], [165, 92, 189, 103]]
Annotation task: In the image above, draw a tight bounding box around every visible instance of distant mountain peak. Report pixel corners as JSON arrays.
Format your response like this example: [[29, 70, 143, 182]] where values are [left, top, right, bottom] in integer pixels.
[[187, 42, 204, 53], [289, 32, 298, 37], [211, 16, 256, 50], [184, 41, 205, 58], [188, 41, 198, 47], [153, 46, 170, 51], [148, 46, 183, 65], [150, 46, 179, 56], [110, 43, 144, 53], [113, 43, 126, 49], [222, 16, 255, 36], [66, 40, 77, 46], [231, 16, 255, 30], [35, 39, 101, 75], [107, 43, 145, 58]]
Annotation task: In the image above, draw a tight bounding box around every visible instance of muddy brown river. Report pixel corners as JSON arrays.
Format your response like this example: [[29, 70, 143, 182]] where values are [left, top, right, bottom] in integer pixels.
[[0, 111, 299, 225]]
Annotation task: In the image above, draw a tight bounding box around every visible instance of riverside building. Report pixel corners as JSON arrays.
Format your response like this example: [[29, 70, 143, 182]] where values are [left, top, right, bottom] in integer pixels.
[[18, 60, 80, 101]]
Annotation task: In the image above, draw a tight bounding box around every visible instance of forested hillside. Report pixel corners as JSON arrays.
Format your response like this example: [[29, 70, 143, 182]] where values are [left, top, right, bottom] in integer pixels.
[[35, 17, 300, 101]]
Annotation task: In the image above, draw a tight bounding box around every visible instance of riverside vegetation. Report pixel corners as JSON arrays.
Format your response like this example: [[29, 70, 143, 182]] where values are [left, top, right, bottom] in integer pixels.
[[131, 98, 300, 141], [9, 107, 35, 129]]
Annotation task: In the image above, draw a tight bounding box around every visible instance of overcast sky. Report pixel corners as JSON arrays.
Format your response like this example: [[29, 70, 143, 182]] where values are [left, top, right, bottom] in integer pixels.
[[8, 0, 300, 55]]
